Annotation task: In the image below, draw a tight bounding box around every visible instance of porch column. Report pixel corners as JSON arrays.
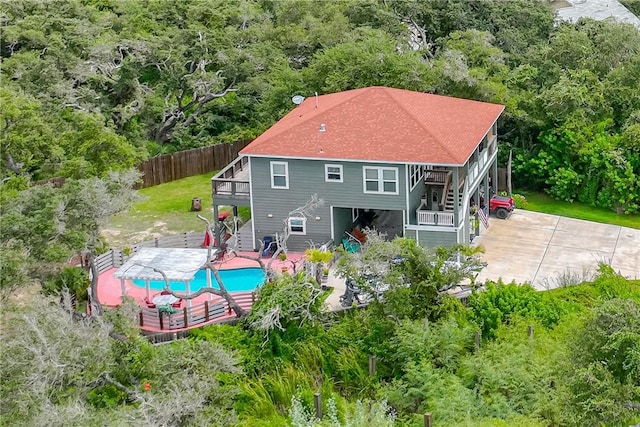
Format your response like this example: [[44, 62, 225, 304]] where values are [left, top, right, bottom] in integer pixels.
[[213, 204, 221, 247], [452, 167, 459, 226], [492, 159, 498, 195], [474, 185, 481, 238], [483, 171, 490, 210]]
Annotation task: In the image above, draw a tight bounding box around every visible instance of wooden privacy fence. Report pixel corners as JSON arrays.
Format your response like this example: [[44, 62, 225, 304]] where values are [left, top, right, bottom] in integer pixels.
[[137, 140, 251, 188]]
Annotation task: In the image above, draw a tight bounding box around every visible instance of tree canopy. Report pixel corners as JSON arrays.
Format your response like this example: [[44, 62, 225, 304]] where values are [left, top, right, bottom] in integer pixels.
[[2, 0, 639, 212]]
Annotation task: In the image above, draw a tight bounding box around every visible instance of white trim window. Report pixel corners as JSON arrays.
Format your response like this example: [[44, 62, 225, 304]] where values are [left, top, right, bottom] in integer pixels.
[[363, 166, 399, 194], [325, 164, 343, 182], [409, 165, 425, 190], [270, 161, 289, 189], [288, 215, 306, 235]]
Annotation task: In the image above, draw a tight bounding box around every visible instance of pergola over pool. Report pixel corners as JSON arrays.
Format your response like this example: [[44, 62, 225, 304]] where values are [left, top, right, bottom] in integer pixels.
[[114, 247, 219, 308]]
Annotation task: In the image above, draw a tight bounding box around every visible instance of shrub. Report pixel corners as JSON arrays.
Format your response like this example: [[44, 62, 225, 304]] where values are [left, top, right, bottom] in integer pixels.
[[469, 281, 567, 339]]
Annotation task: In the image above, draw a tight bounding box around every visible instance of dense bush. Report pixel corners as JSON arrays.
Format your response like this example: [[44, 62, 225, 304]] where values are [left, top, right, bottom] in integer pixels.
[[468, 281, 567, 339]]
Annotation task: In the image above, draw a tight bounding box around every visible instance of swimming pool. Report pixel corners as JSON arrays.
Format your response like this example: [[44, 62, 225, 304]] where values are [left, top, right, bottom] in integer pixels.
[[132, 267, 266, 293]]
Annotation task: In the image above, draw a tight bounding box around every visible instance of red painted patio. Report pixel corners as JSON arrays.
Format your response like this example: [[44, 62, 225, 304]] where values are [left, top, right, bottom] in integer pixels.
[[97, 251, 305, 333]]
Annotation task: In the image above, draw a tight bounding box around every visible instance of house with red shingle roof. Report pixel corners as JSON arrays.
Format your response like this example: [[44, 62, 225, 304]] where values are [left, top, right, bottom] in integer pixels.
[[211, 86, 504, 252]]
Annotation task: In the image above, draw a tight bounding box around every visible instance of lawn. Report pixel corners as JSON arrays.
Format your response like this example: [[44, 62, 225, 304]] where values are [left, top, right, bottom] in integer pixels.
[[517, 191, 640, 230], [103, 172, 249, 248]]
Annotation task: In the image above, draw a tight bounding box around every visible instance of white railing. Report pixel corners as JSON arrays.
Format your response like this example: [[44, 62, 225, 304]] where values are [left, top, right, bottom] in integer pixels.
[[478, 149, 489, 171], [212, 156, 250, 197], [468, 162, 479, 185], [416, 210, 455, 226]]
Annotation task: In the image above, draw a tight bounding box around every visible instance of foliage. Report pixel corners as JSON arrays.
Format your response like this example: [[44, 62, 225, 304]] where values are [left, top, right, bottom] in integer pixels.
[[42, 266, 90, 303], [516, 190, 640, 229], [468, 280, 569, 339], [0, 170, 140, 290], [336, 235, 485, 321], [0, 240, 30, 300], [247, 272, 327, 343], [0, 296, 241, 426], [288, 395, 396, 427]]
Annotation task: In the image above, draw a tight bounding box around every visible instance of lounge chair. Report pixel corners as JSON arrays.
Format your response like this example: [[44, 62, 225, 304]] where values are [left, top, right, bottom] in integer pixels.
[[143, 297, 156, 309], [342, 238, 360, 254]]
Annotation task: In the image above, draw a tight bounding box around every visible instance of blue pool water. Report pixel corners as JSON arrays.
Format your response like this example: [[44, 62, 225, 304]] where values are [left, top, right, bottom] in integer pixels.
[[132, 268, 266, 293]]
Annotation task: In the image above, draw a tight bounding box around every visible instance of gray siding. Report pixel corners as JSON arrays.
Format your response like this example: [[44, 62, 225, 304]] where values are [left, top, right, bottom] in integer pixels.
[[417, 229, 457, 248], [250, 157, 407, 252]]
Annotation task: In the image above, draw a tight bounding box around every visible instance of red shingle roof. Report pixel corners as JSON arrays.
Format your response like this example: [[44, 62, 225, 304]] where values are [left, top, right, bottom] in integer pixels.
[[240, 87, 504, 165]]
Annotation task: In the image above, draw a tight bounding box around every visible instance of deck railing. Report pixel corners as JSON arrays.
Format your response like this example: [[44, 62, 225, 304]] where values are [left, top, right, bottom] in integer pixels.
[[138, 291, 256, 331], [416, 210, 455, 226], [212, 156, 250, 197], [425, 169, 448, 184]]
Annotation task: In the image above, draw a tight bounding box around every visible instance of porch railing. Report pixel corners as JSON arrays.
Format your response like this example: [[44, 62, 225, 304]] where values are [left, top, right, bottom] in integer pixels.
[[425, 169, 448, 184], [416, 210, 455, 226], [212, 156, 250, 197], [138, 291, 256, 331]]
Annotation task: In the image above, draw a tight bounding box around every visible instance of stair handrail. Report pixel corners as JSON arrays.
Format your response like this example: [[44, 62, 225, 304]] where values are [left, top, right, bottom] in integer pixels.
[[440, 171, 453, 209]]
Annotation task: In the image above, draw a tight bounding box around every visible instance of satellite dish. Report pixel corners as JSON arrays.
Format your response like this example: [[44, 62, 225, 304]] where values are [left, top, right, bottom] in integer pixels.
[[291, 95, 305, 105]]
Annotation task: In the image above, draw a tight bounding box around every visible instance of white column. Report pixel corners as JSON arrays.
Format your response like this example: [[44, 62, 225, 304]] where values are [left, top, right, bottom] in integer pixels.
[[145, 279, 150, 300], [206, 267, 213, 301], [120, 278, 125, 302], [186, 281, 191, 309]]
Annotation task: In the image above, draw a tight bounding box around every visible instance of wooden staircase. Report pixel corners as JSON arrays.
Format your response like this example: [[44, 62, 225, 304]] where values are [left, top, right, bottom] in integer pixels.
[[444, 180, 464, 211]]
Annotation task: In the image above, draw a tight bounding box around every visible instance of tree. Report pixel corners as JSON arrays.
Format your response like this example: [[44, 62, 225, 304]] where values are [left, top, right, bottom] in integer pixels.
[[336, 235, 485, 320], [0, 295, 241, 425], [0, 170, 140, 298]]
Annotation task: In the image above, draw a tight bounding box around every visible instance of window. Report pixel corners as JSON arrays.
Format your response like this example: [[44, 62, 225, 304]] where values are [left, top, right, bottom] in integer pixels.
[[363, 167, 398, 194], [325, 164, 343, 182], [270, 161, 289, 189], [409, 165, 425, 190], [288, 216, 306, 235]]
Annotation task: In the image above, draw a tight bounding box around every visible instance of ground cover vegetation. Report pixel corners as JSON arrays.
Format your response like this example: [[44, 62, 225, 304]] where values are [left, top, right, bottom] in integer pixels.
[[2, 237, 639, 426]]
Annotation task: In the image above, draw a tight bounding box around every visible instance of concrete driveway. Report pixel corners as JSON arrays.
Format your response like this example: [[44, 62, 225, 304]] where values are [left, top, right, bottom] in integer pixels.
[[474, 210, 640, 290]]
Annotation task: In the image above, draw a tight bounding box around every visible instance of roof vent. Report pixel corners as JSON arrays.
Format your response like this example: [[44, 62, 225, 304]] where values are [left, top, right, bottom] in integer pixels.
[[319, 123, 326, 132]]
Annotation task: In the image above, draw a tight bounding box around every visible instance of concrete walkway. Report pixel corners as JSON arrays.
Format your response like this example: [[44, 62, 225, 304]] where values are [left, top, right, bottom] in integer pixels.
[[474, 210, 640, 290]]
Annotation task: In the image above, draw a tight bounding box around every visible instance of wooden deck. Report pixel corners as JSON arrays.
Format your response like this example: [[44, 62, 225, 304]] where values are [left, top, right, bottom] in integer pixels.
[[97, 250, 306, 333], [212, 156, 250, 199]]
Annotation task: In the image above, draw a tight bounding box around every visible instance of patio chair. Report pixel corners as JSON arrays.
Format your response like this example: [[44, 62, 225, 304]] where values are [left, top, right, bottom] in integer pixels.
[[143, 297, 156, 309], [171, 299, 183, 308], [342, 238, 360, 254]]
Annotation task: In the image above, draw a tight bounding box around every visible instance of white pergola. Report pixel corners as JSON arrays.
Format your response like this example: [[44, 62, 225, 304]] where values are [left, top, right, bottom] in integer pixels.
[[114, 247, 218, 308]]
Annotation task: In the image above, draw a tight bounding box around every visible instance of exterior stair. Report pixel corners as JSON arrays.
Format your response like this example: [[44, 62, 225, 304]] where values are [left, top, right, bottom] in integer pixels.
[[444, 184, 464, 211]]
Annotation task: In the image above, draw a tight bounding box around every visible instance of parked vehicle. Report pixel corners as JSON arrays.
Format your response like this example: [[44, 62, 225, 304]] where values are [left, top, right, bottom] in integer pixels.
[[489, 194, 516, 219]]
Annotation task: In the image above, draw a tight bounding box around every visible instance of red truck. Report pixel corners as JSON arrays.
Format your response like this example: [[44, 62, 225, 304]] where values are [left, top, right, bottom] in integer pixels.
[[489, 194, 516, 219]]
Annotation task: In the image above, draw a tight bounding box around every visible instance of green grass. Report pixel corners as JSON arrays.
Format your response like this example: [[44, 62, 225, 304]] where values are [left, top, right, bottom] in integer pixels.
[[516, 191, 640, 229], [103, 172, 249, 248]]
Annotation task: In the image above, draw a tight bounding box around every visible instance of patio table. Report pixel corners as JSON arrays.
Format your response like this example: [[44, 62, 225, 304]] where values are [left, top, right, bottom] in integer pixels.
[[153, 294, 179, 306]]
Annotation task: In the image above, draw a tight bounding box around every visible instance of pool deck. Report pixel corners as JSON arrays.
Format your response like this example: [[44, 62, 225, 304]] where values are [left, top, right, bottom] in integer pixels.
[[98, 251, 305, 308]]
